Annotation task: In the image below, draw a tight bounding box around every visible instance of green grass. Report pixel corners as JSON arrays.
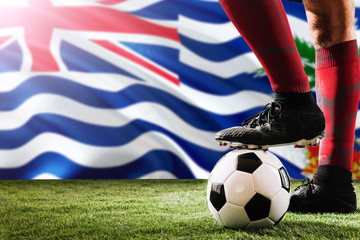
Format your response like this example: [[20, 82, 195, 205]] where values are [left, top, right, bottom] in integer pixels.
[[0, 180, 359, 240]]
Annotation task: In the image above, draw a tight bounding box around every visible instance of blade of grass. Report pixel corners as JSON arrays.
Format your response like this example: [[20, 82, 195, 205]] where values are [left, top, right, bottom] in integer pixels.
[[0, 179, 359, 240]]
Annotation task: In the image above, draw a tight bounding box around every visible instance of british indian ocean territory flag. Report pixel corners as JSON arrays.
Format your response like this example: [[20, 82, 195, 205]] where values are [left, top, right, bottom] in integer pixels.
[[0, 0, 359, 180]]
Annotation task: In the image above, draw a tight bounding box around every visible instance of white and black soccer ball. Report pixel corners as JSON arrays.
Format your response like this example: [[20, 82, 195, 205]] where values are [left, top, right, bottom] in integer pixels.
[[207, 149, 291, 230]]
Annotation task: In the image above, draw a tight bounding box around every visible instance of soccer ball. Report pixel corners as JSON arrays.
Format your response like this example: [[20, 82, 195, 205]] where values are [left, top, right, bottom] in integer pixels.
[[207, 149, 291, 229]]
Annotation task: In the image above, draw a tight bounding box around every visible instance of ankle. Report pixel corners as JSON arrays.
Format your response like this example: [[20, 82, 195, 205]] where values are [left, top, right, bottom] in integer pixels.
[[313, 164, 353, 186], [274, 91, 318, 109]]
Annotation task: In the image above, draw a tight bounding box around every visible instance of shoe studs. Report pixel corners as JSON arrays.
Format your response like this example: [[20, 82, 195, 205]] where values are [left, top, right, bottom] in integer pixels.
[[218, 141, 268, 151], [294, 136, 322, 149], [218, 135, 323, 150], [294, 145, 305, 148]]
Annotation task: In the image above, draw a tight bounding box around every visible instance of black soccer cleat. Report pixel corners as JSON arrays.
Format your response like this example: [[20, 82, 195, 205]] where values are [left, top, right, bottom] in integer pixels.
[[288, 179, 357, 213], [215, 100, 325, 150]]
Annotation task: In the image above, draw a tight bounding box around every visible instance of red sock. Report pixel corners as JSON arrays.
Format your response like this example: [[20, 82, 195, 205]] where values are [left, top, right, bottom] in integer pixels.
[[218, 0, 309, 92], [316, 40, 360, 170]]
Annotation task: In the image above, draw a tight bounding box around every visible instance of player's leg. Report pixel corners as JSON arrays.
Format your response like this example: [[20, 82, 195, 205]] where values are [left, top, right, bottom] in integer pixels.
[[218, 0, 309, 92], [216, 0, 325, 149], [289, 0, 359, 213]]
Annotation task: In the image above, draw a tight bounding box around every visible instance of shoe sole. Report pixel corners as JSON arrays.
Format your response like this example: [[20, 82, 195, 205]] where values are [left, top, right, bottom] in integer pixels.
[[217, 135, 324, 150]]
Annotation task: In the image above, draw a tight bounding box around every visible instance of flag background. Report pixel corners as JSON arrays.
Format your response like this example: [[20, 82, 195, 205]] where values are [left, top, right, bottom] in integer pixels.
[[0, 0, 359, 180]]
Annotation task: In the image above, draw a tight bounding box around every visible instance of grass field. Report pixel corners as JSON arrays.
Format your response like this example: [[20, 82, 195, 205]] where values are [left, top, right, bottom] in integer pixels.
[[0, 179, 359, 240]]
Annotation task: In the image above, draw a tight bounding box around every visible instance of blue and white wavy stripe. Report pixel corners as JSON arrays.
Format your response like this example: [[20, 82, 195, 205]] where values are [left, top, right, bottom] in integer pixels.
[[1, 0, 360, 179]]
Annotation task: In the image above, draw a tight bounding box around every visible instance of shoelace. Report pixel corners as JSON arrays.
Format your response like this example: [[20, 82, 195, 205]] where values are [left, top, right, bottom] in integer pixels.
[[242, 102, 282, 128], [295, 178, 315, 193]]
